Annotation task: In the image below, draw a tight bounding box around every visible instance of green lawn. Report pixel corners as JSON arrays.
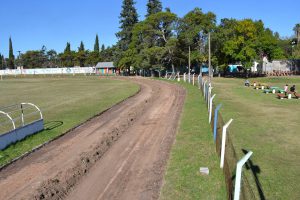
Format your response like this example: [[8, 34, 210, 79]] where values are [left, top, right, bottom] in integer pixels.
[[160, 80, 226, 200], [212, 77, 300, 199], [0, 76, 139, 166]]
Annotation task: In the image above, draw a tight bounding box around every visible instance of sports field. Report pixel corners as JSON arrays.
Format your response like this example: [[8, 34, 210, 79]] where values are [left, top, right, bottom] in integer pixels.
[[212, 77, 300, 199], [0, 76, 139, 166]]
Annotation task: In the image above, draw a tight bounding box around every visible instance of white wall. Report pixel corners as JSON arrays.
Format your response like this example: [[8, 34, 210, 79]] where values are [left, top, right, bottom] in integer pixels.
[[0, 67, 95, 75]]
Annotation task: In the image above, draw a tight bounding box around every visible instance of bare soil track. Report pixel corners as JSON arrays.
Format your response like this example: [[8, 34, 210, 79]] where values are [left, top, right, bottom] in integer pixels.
[[0, 78, 185, 200]]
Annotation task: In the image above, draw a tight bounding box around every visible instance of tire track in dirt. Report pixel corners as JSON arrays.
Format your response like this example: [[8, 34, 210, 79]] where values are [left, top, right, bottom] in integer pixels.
[[0, 78, 185, 200]]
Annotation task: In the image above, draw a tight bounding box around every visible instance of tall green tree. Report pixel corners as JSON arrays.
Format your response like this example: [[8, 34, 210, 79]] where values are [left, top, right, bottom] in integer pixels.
[[0, 54, 4, 69], [76, 41, 86, 67], [116, 0, 138, 51], [178, 8, 216, 68], [61, 42, 74, 67], [124, 11, 179, 73], [146, 0, 162, 17], [94, 34, 100, 52], [8, 37, 15, 69], [212, 19, 283, 68], [115, 0, 138, 70]]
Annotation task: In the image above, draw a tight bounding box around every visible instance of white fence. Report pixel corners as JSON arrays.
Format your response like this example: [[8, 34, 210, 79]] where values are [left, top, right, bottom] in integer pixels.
[[0, 67, 95, 76]]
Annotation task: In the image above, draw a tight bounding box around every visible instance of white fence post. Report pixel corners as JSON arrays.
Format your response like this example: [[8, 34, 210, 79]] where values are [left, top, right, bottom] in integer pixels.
[[220, 118, 233, 168], [177, 72, 180, 82], [183, 73, 186, 82], [208, 85, 212, 110], [192, 74, 195, 85], [234, 151, 253, 200], [203, 81, 207, 99], [209, 94, 216, 123]]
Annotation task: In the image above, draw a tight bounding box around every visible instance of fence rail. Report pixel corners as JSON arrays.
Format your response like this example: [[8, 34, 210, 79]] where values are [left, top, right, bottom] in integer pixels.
[[0, 103, 44, 150]]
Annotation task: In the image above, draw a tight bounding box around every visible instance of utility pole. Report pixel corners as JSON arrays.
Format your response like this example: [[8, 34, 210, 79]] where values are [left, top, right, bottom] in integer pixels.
[[189, 46, 191, 83], [17, 51, 21, 68], [208, 32, 211, 83]]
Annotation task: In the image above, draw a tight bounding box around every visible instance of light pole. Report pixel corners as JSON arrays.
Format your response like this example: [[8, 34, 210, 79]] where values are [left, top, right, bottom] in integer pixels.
[[208, 32, 212, 84], [17, 51, 21, 68], [188, 46, 191, 83]]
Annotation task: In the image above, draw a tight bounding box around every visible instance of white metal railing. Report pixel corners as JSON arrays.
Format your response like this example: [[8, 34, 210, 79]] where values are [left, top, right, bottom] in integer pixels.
[[0, 103, 43, 134], [0, 111, 16, 130], [21, 103, 43, 120]]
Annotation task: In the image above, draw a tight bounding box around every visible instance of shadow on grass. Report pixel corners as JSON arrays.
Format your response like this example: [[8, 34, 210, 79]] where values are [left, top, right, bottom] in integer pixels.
[[242, 149, 266, 200], [44, 121, 63, 130]]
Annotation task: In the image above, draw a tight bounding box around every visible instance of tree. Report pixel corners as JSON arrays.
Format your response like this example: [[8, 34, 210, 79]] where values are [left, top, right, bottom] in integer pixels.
[[146, 0, 162, 17], [61, 42, 75, 67], [76, 41, 86, 67], [0, 54, 4, 69], [127, 11, 179, 73], [116, 0, 138, 51], [212, 19, 283, 68], [114, 0, 139, 70], [178, 8, 216, 69], [21, 50, 43, 68], [94, 34, 100, 52], [47, 49, 58, 67], [8, 37, 15, 69]]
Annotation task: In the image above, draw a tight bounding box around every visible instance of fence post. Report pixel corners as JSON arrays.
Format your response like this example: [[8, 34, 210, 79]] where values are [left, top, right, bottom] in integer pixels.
[[234, 151, 253, 200], [198, 75, 201, 89], [21, 104, 25, 126], [203, 81, 207, 99], [177, 72, 180, 82], [209, 94, 216, 123], [207, 85, 212, 110], [184, 73, 186, 82], [220, 118, 233, 168], [213, 104, 222, 142], [192, 74, 195, 85]]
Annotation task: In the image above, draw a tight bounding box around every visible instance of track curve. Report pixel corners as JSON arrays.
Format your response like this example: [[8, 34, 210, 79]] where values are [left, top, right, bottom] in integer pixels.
[[0, 78, 185, 200]]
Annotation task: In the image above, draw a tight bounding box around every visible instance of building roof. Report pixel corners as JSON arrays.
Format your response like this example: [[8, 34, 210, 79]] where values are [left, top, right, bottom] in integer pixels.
[[95, 62, 115, 68]]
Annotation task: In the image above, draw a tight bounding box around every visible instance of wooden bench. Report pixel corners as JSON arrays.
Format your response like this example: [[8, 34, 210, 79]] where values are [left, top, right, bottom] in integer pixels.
[[277, 93, 286, 99], [277, 89, 285, 94], [263, 89, 272, 94]]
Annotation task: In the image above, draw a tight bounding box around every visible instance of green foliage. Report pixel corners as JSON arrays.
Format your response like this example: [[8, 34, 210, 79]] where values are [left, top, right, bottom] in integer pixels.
[[116, 0, 138, 51], [212, 19, 284, 68], [61, 42, 75, 67], [0, 54, 4, 69], [22, 50, 44, 68], [8, 37, 15, 69], [146, 0, 162, 17], [94, 34, 100, 53], [21, 46, 55, 68], [178, 8, 216, 66], [76, 41, 86, 67], [114, 0, 139, 70]]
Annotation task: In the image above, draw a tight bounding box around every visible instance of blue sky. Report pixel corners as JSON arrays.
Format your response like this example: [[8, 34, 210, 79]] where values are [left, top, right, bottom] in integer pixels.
[[0, 0, 299, 57]]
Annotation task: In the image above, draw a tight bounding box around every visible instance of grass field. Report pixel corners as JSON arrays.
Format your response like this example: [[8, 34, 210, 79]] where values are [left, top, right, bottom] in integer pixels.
[[0, 76, 139, 166], [160, 80, 226, 200], [212, 77, 300, 199]]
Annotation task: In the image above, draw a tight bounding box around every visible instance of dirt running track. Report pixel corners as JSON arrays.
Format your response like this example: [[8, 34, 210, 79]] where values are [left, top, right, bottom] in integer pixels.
[[0, 78, 185, 200]]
